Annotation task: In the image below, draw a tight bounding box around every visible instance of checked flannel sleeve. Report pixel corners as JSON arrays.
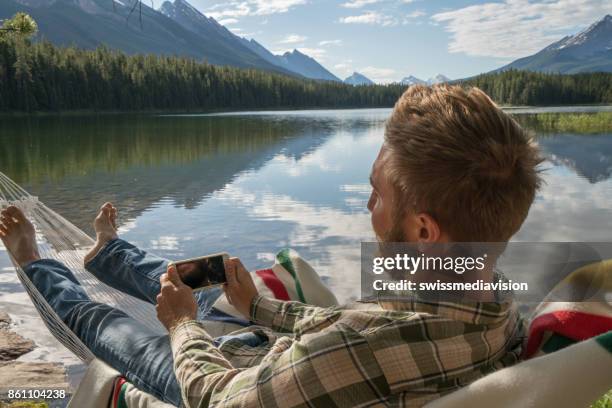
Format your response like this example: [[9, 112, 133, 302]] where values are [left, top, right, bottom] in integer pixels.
[[170, 297, 392, 408], [249, 294, 340, 334]]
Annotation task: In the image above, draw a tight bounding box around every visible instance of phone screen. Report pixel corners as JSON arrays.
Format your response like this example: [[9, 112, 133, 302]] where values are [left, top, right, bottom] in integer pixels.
[[175, 255, 227, 289]]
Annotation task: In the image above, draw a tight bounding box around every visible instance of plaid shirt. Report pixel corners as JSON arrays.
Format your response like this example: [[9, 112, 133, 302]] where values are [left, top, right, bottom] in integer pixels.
[[170, 295, 524, 408]]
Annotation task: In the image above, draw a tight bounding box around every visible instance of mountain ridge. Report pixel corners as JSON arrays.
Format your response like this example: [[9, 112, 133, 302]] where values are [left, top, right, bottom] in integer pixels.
[[344, 72, 374, 85], [400, 74, 450, 85], [0, 0, 339, 80], [499, 14, 612, 74]]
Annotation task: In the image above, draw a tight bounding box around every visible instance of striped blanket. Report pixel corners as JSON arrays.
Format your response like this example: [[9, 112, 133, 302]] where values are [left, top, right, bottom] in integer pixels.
[[524, 259, 612, 358]]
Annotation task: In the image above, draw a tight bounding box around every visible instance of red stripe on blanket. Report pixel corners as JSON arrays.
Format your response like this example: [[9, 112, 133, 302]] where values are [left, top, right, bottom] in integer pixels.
[[112, 377, 127, 408], [525, 311, 612, 358], [256, 269, 291, 301]]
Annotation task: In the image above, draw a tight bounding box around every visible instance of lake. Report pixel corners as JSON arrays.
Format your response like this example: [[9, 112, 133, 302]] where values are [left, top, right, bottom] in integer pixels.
[[0, 107, 611, 378]]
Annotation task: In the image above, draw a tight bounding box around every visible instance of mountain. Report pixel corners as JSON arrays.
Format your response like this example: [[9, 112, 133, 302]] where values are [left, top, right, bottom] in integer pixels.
[[400, 74, 450, 85], [499, 15, 612, 74], [0, 0, 342, 79], [427, 74, 451, 84], [239, 39, 341, 82], [279, 50, 340, 82], [344, 72, 374, 85], [400, 75, 426, 85], [160, 0, 340, 81], [0, 0, 289, 73]]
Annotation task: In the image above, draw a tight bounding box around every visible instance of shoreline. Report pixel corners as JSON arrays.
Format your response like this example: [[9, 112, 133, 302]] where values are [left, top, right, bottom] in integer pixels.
[[0, 308, 70, 403], [0, 104, 611, 117]]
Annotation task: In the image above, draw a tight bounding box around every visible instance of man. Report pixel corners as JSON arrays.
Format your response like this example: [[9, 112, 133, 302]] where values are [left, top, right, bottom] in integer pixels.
[[0, 85, 542, 407]]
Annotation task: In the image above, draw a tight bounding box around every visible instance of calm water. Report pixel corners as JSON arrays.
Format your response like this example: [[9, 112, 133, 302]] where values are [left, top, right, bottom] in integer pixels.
[[0, 108, 611, 372]]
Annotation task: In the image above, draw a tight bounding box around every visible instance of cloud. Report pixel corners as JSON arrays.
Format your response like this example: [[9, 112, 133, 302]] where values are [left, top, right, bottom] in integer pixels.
[[218, 18, 239, 25], [431, 0, 610, 59], [333, 61, 354, 77], [206, 0, 307, 20], [319, 39, 343, 46], [405, 10, 425, 18], [339, 11, 396, 26], [358, 66, 396, 83], [341, 0, 382, 8], [253, 0, 307, 15], [279, 34, 308, 44]]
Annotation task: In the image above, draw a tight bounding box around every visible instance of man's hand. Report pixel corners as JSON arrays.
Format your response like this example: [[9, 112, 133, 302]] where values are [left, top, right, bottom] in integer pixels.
[[156, 264, 198, 333], [224, 258, 259, 320]]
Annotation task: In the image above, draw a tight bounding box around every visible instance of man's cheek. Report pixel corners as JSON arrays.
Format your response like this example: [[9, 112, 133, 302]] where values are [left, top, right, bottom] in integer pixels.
[[371, 210, 385, 239]]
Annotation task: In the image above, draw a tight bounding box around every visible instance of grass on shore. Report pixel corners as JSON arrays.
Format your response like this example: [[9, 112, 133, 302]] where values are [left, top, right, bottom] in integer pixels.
[[515, 111, 612, 134], [593, 390, 612, 408]]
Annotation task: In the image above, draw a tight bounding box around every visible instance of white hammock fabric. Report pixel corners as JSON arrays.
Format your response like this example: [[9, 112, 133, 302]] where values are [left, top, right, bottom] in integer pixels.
[[0, 171, 165, 363]]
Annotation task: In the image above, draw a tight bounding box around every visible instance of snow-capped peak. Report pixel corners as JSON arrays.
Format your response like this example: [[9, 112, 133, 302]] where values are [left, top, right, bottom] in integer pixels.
[[553, 14, 612, 50], [427, 74, 450, 84], [400, 75, 426, 85]]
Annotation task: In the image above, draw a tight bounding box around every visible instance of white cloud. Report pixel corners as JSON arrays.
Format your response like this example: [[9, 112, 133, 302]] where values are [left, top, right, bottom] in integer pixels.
[[341, 0, 381, 8], [218, 18, 239, 25], [432, 0, 610, 59], [333, 61, 354, 77], [358, 66, 396, 83], [279, 34, 308, 44], [405, 10, 425, 18], [253, 0, 307, 15], [206, 0, 307, 20], [319, 39, 343, 46], [339, 11, 396, 26]]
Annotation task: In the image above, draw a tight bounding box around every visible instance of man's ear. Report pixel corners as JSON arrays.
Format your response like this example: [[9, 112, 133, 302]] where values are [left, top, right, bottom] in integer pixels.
[[408, 212, 441, 243]]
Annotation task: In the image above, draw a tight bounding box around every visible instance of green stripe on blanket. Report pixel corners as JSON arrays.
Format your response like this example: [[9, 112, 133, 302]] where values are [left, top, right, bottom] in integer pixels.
[[595, 331, 612, 353], [117, 383, 129, 408], [542, 333, 576, 354], [276, 249, 306, 303]]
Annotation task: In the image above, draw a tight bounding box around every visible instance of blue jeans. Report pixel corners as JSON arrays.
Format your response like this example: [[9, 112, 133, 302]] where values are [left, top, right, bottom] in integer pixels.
[[23, 239, 259, 407]]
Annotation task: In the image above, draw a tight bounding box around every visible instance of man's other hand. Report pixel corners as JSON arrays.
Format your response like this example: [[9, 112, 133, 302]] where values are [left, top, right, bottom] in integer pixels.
[[156, 264, 198, 333], [224, 258, 259, 320]]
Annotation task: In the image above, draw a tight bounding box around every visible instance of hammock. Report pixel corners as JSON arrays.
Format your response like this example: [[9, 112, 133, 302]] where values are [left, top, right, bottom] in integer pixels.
[[0, 171, 165, 363]]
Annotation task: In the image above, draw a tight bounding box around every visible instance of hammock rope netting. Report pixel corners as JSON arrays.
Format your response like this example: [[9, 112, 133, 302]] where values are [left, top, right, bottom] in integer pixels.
[[0, 171, 164, 363]]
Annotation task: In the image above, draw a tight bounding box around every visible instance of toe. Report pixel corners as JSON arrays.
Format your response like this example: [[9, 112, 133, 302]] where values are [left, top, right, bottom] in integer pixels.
[[111, 208, 117, 229], [6, 206, 26, 222], [1, 214, 15, 227]]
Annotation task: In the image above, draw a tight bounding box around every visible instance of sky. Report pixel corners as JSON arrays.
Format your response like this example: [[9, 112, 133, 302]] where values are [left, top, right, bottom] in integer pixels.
[[179, 0, 611, 82]]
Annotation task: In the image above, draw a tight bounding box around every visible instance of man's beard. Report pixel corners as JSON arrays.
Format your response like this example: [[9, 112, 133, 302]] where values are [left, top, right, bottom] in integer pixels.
[[382, 224, 405, 242], [381, 211, 407, 242]]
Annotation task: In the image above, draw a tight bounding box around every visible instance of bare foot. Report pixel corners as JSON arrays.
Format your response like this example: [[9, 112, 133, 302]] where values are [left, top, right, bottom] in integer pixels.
[[84, 202, 119, 265], [0, 206, 41, 267]]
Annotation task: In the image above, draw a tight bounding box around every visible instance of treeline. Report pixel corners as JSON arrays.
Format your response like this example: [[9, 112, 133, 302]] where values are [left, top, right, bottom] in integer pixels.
[[0, 13, 611, 112], [0, 38, 406, 112], [463, 70, 612, 106]]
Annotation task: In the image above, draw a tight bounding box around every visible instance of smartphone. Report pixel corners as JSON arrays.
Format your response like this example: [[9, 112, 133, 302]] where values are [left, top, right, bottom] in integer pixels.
[[171, 253, 229, 291]]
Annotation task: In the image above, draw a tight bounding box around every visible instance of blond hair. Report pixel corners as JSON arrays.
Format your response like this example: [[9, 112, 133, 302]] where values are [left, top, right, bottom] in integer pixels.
[[384, 85, 543, 242]]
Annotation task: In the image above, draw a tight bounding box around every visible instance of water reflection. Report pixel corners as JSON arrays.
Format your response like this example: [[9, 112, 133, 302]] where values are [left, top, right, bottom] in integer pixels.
[[1, 108, 611, 386], [0, 109, 611, 300]]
